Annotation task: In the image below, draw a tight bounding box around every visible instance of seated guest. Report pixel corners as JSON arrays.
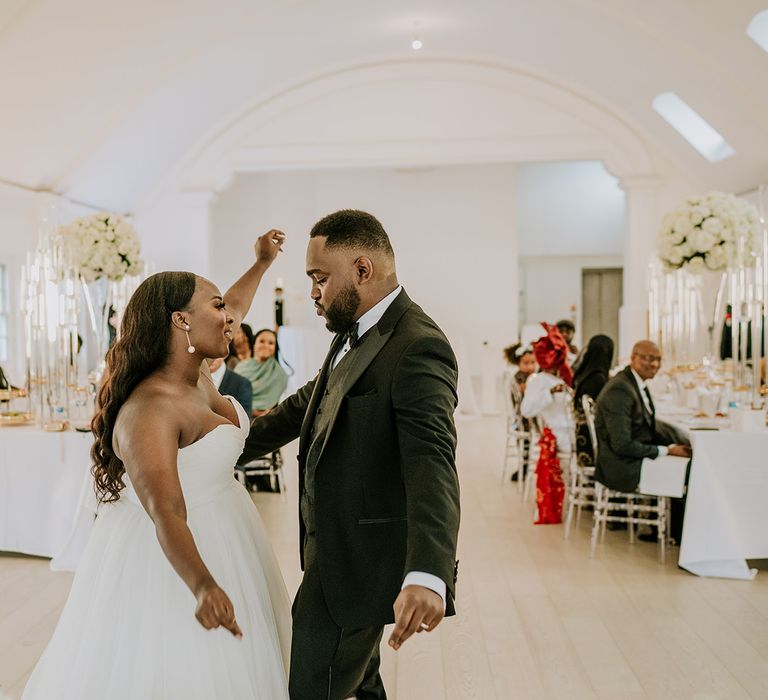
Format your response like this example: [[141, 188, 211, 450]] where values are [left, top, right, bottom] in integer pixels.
[[503, 343, 538, 395], [208, 356, 252, 416], [226, 322, 255, 370], [521, 323, 574, 523], [503, 343, 537, 481], [521, 323, 574, 453], [556, 319, 579, 366], [595, 340, 691, 539], [234, 328, 289, 417], [573, 334, 614, 466]]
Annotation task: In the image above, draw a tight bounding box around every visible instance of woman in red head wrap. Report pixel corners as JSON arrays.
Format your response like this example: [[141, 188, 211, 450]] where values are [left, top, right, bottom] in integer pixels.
[[521, 323, 575, 524], [532, 322, 573, 386]]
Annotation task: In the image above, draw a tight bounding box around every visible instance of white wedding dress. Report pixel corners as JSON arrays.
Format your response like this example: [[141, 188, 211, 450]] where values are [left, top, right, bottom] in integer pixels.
[[23, 396, 291, 699]]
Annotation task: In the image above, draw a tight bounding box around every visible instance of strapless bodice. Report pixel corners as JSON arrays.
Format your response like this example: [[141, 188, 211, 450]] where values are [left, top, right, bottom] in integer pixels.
[[122, 396, 250, 509]]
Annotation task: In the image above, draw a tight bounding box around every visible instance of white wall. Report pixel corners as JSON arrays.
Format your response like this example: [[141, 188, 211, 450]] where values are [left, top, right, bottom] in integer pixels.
[[133, 188, 212, 279], [519, 254, 624, 346], [517, 161, 625, 257], [514, 161, 625, 348], [208, 164, 519, 382]]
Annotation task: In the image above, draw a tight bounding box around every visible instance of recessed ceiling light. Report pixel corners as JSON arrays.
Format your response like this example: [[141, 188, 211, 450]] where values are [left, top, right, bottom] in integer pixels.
[[747, 10, 768, 53], [411, 21, 422, 51], [652, 92, 735, 163]]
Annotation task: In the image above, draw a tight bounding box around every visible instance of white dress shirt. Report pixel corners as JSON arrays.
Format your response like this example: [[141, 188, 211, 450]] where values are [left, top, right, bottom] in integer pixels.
[[333, 285, 447, 607], [210, 362, 226, 389], [630, 368, 668, 457], [332, 285, 402, 368]]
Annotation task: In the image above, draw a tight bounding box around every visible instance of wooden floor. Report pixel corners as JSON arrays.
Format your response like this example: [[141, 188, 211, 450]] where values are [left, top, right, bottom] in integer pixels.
[[3, 414, 768, 699]]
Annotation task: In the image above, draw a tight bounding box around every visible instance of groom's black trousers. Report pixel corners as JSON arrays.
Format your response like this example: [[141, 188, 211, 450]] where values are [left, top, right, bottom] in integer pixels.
[[290, 534, 387, 700]]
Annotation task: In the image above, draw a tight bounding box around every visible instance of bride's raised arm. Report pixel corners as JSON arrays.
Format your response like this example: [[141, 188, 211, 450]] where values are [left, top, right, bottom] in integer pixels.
[[223, 230, 285, 329]]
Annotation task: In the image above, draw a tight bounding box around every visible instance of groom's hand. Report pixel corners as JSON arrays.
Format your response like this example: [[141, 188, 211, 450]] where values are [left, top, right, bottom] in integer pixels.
[[388, 585, 444, 650]]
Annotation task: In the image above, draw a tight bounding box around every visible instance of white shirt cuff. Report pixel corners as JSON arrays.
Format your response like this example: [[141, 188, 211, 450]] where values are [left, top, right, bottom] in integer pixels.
[[657, 445, 668, 457], [402, 571, 446, 610]]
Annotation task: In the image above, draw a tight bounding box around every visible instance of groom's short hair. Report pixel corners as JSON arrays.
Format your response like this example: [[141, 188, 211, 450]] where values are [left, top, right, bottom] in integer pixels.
[[310, 209, 394, 258]]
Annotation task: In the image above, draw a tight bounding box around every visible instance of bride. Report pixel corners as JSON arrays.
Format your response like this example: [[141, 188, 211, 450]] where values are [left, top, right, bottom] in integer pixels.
[[23, 231, 291, 699]]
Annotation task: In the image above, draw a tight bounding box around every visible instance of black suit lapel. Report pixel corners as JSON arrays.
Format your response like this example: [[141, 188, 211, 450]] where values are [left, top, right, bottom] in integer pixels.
[[303, 288, 412, 464], [299, 333, 345, 447], [644, 386, 656, 415], [623, 366, 654, 427], [313, 325, 394, 463]]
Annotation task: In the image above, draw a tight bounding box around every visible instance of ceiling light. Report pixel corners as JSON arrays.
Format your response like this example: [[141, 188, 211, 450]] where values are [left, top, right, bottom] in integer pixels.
[[411, 21, 422, 51], [747, 10, 768, 53], [652, 92, 735, 163]]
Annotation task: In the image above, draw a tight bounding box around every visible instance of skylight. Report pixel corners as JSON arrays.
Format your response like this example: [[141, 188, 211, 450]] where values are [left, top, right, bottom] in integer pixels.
[[652, 92, 735, 163], [747, 10, 768, 54]]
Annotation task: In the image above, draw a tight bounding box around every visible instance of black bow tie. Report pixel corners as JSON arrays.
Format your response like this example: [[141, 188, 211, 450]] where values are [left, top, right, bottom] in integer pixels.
[[343, 322, 360, 348]]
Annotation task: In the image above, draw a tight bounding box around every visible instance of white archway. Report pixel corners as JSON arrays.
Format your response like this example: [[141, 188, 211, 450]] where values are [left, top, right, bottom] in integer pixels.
[[147, 58, 669, 358], [179, 58, 657, 193], [138, 57, 664, 353]]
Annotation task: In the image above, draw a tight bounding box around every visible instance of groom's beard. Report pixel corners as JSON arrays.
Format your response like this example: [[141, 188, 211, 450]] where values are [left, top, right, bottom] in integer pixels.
[[323, 282, 360, 334]]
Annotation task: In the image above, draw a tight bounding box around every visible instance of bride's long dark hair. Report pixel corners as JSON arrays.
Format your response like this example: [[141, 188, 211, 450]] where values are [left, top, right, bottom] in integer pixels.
[[91, 271, 197, 503]]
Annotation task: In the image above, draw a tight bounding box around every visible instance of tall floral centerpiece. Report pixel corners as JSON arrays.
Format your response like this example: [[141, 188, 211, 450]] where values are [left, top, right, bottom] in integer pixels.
[[57, 212, 144, 380], [653, 192, 763, 391], [58, 212, 144, 282], [656, 192, 759, 274], [21, 207, 145, 427]]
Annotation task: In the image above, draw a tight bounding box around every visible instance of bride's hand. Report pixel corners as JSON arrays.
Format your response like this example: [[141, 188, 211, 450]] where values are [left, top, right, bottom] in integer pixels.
[[195, 582, 243, 639], [255, 229, 285, 266]]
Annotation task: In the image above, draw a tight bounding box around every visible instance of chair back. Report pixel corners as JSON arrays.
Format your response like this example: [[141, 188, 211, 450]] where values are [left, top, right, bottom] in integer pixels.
[[582, 394, 599, 459], [502, 372, 526, 429], [502, 371, 516, 418], [509, 375, 524, 411]]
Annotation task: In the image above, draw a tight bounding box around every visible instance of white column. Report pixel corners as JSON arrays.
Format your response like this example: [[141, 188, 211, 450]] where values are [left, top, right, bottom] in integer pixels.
[[618, 176, 662, 359]]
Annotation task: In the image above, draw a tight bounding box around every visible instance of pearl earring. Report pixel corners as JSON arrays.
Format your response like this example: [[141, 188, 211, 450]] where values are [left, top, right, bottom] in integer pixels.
[[184, 324, 195, 354]]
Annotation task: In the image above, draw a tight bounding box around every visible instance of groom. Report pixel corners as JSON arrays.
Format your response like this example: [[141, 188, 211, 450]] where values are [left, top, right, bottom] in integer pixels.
[[240, 209, 461, 700]]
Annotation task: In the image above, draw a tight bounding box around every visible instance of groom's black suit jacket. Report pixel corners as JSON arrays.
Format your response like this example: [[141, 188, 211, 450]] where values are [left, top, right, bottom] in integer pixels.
[[240, 289, 460, 628]]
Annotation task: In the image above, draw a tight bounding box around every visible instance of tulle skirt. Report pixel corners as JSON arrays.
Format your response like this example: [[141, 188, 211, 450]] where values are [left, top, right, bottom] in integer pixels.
[[23, 482, 291, 699]]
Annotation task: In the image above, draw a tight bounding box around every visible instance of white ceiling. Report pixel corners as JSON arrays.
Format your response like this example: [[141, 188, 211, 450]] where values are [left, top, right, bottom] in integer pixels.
[[1, 0, 767, 212]]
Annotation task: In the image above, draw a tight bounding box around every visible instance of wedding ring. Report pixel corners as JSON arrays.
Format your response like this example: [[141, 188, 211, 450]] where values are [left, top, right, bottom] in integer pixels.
[[419, 622, 429, 630]]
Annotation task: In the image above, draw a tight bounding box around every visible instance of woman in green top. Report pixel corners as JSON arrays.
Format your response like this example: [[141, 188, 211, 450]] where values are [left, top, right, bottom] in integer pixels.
[[233, 328, 289, 416]]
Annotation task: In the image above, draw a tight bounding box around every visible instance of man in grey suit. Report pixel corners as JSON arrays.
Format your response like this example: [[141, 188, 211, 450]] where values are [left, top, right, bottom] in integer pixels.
[[595, 340, 691, 492], [240, 210, 460, 700], [595, 340, 692, 540]]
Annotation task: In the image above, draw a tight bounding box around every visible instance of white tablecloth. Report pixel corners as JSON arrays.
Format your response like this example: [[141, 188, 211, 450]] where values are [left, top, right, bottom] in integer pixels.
[[678, 429, 768, 579], [0, 426, 95, 571]]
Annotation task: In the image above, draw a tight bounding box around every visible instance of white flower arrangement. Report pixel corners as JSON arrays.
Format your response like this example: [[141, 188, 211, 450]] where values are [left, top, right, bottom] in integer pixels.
[[656, 192, 761, 273], [57, 212, 144, 282]]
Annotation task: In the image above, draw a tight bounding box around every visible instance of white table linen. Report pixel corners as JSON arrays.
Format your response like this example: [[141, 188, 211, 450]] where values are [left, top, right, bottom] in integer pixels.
[[0, 426, 95, 571], [678, 430, 768, 579]]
